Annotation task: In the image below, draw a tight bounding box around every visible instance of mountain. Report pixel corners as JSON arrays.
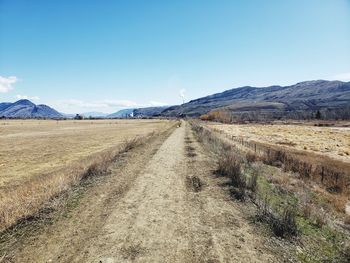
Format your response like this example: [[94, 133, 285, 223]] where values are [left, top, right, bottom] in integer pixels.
[[81, 112, 107, 118], [107, 108, 135, 118], [133, 106, 170, 117], [0, 102, 12, 111], [0, 99, 63, 118], [107, 106, 170, 118], [161, 80, 350, 117]]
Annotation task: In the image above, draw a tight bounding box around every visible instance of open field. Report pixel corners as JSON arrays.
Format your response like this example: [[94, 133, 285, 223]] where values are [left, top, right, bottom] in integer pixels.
[[207, 122, 350, 163], [1, 120, 350, 262], [1, 121, 282, 262], [0, 119, 174, 231], [0, 119, 172, 188]]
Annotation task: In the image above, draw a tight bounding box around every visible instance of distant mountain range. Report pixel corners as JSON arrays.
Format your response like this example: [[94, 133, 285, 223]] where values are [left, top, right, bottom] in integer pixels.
[[107, 106, 169, 118], [1, 80, 349, 119], [80, 112, 108, 118], [107, 108, 134, 118], [0, 99, 63, 118], [161, 80, 350, 117]]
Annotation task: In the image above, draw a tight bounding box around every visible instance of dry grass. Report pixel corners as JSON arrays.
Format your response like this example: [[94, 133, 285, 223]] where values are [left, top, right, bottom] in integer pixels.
[[0, 119, 173, 231], [192, 122, 349, 261], [208, 123, 350, 163], [205, 122, 350, 205], [0, 119, 171, 187]]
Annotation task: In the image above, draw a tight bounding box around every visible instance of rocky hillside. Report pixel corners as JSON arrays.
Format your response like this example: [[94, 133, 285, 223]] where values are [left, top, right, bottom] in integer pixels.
[[0, 99, 63, 118], [161, 80, 350, 117]]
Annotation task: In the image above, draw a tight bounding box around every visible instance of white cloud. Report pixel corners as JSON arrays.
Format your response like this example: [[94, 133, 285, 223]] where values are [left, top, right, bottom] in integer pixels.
[[54, 99, 170, 114], [60, 99, 168, 109], [102, 100, 142, 108], [16, 94, 40, 101], [0, 76, 18, 93], [59, 99, 143, 109], [333, 72, 350, 82]]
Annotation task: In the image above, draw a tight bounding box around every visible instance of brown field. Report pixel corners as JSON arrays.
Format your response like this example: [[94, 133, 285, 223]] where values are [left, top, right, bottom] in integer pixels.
[[207, 122, 350, 163], [0, 119, 174, 230], [0, 119, 171, 188]]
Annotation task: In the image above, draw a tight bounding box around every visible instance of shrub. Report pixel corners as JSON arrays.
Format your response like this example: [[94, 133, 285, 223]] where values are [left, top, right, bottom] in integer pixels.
[[218, 153, 245, 186], [256, 197, 298, 238], [273, 206, 298, 237], [217, 152, 247, 200], [122, 137, 142, 152]]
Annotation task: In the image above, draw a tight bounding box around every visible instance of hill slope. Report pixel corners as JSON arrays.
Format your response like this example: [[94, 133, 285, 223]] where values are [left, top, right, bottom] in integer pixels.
[[107, 109, 135, 118], [161, 80, 350, 117], [0, 100, 63, 118]]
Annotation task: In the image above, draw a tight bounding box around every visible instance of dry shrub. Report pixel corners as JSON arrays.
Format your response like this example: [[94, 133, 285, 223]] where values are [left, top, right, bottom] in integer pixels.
[[217, 153, 241, 179], [313, 186, 348, 214], [300, 201, 327, 227], [200, 110, 232, 123], [246, 152, 258, 163], [191, 122, 232, 155], [122, 137, 143, 152], [256, 197, 298, 238], [263, 149, 286, 167], [239, 138, 349, 194], [216, 149, 246, 200]]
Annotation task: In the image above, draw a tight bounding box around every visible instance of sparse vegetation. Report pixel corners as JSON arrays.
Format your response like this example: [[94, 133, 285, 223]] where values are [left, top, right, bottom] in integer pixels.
[[191, 120, 350, 261]]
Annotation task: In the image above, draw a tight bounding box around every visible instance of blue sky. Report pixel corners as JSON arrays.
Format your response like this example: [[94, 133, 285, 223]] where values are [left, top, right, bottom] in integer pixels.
[[0, 0, 349, 113]]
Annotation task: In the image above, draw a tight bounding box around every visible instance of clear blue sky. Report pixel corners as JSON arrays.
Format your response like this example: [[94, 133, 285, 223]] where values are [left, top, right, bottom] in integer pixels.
[[0, 0, 349, 113]]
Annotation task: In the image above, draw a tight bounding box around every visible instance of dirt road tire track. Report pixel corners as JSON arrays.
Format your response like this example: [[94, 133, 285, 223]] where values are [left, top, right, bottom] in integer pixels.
[[5, 122, 279, 262]]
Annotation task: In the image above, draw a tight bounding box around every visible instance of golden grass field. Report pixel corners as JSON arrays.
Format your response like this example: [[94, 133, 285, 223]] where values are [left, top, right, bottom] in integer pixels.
[[207, 123, 350, 163], [0, 119, 174, 230], [0, 119, 171, 188]]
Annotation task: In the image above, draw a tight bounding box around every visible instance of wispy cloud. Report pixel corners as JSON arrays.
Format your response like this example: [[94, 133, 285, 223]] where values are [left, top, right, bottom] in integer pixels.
[[0, 76, 18, 93], [55, 99, 169, 113], [333, 72, 350, 82], [16, 94, 40, 101], [59, 99, 142, 109]]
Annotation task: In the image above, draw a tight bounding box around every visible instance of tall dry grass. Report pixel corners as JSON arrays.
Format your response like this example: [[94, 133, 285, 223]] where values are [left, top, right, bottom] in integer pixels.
[[0, 135, 146, 232]]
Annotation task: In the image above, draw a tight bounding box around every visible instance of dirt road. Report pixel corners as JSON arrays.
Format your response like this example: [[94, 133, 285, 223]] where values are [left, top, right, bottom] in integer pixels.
[[5, 122, 278, 262]]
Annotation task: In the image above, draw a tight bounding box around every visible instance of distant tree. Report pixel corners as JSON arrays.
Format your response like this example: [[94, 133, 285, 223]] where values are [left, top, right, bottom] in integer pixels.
[[74, 114, 83, 120], [315, 110, 321, 120]]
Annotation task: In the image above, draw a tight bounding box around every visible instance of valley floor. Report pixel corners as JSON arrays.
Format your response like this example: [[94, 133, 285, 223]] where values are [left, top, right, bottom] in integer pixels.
[[1, 121, 281, 263]]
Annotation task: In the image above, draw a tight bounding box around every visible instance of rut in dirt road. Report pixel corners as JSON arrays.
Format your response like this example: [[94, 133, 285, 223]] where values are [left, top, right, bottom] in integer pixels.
[[8, 122, 279, 263]]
